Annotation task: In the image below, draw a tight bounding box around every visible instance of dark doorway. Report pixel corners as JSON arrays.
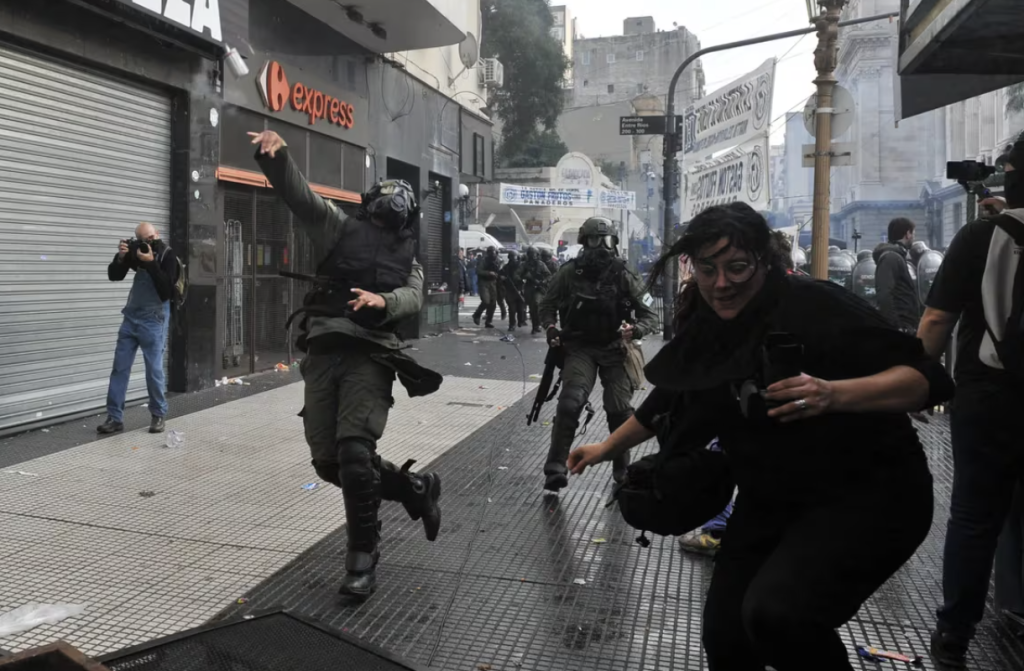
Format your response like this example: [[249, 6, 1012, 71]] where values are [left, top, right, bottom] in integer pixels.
[[385, 158, 422, 339]]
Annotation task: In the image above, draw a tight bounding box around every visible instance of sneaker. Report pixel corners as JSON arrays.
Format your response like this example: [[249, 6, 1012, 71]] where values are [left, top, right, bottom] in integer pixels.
[[149, 416, 166, 434], [472, 314, 481, 326], [544, 472, 568, 492], [677, 530, 721, 556], [929, 630, 968, 671], [97, 418, 124, 434]]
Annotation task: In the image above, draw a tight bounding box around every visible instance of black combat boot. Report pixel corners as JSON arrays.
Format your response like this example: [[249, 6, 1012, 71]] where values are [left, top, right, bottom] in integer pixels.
[[338, 451, 382, 601], [381, 460, 443, 541], [544, 416, 577, 492], [97, 417, 124, 434]]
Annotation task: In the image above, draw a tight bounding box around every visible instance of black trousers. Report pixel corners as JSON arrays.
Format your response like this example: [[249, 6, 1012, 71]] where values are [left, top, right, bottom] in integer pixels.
[[937, 406, 1023, 637], [703, 452, 933, 671]]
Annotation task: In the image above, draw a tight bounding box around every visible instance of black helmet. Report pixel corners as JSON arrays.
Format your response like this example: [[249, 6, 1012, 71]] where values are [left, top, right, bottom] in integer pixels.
[[578, 216, 619, 249], [526, 246, 539, 260], [539, 248, 552, 260], [507, 250, 519, 262], [363, 179, 418, 230]]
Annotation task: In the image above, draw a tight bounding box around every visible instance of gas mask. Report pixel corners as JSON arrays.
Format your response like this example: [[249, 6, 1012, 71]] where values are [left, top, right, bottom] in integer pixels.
[[364, 180, 416, 231], [581, 235, 615, 268]]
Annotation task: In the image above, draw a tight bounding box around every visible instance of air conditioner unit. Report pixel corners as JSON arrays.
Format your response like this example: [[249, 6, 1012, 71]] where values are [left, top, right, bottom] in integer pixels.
[[480, 58, 504, 88]]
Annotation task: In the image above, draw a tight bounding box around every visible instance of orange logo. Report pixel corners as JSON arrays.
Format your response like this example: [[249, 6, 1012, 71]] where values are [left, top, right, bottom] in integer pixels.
[[256, 61, 355, 130]]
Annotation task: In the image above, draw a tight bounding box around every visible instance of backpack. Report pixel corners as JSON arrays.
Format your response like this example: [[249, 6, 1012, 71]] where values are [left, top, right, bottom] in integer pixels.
[[980, 215, 1024, 378], [159, 246, 189, 312]]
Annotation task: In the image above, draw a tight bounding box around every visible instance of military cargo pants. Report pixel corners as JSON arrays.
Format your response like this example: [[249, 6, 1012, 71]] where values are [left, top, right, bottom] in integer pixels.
[[525, 287, 544, 332], [546, 343, 634, 478], [473, 280, 497, 325], [299, 349, 423, 554]]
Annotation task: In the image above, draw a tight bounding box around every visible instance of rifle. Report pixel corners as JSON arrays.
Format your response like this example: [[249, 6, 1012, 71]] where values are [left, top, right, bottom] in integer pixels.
[[527, 344, 564, 426]]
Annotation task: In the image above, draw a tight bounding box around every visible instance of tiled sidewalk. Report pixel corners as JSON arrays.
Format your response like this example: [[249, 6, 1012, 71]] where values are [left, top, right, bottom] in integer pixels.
[[0, 374, 533, 657]]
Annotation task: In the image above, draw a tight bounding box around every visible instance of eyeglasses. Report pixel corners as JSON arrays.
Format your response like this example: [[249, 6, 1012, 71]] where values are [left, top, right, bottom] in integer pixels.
[[691, 256, 760, 285]]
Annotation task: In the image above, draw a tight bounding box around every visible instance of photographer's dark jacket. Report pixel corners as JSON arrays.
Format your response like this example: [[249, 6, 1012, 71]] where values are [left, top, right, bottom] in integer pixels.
[[639, 275, 953, 503], [108, 242, 177, 318], [254, 146, 422, 351], [873, 243, 921, 332]]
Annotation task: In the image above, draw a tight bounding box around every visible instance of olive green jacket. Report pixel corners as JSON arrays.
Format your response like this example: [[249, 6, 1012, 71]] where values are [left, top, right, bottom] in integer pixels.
[[538, 258, 660, 340], [255, 146, 422, 350]]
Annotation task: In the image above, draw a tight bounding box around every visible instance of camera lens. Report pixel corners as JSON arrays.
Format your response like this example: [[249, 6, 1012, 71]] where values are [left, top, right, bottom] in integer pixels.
[[139, 242, 150, 254]]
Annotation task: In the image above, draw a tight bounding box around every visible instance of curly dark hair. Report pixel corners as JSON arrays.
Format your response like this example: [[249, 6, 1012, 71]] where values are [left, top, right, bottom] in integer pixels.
[[646, 202, 789, 331]]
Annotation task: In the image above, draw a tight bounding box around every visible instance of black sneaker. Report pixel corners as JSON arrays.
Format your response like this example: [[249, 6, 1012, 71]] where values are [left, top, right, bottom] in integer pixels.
[[472, 313, 481, 326], [97, 418, 124, 434], [544, 473, 568, 492], [930, 630, 969, 670], [149, 416, 166, 434]]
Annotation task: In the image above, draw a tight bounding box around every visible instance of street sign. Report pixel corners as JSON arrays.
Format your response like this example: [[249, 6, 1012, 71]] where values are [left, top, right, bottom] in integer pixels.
[[802, 143, 856, 168], [803, 85, 855, 139], [619, 115, 681, 136]]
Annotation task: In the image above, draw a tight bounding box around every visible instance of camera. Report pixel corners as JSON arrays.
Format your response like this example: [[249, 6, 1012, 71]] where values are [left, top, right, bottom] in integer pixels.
[[947, 160, 996, 184], [121, 238, 151, 255]]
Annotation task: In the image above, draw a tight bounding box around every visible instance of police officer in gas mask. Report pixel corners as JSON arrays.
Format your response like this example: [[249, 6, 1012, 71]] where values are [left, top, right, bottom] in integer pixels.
[[538, 217, 659, 491], [250, 130, 443, 601]]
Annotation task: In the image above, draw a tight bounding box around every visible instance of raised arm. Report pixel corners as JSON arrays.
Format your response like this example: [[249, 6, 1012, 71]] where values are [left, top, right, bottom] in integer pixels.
[[250, 131, 346, 249]]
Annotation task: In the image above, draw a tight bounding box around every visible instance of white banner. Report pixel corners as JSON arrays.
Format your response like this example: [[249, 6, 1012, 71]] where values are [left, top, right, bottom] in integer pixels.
[[682, 58, 776, 162], [499, 183, 596, 208], [599, 189, 637, 210], [683, 134, 770, 221]]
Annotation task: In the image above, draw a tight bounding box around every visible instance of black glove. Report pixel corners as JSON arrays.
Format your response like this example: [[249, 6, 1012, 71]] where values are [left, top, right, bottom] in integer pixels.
[[546, 326, 561, 348]]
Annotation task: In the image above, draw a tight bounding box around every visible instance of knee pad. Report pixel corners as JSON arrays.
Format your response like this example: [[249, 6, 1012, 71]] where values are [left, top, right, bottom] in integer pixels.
[[337, 438, 377, 469], [556, 386, 589, 420], [311, 459, 342, 488]]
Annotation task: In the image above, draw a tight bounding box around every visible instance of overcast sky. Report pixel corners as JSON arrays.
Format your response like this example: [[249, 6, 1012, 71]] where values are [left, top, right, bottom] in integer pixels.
[[560, 0, 820, 144]]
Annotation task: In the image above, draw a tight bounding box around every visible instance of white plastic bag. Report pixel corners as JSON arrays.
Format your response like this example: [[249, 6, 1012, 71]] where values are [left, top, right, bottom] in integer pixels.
[[165, 430, 185, 448], [0, 603, 86, 638]]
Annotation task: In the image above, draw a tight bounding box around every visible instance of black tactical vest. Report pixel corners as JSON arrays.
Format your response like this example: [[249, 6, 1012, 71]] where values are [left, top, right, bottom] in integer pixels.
[[562, 259, 633, 344], [305, 217, 415, 330]]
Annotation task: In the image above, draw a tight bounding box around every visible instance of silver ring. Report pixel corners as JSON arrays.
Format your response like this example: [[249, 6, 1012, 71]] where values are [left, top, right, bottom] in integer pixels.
[[795, 398, 808, 411]]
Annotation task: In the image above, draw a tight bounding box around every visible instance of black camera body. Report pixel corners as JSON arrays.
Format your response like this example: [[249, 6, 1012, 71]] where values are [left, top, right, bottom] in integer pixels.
[[737, 332, 805, 422], [121, 237, 151, 256], [947, 160, 996, 184]]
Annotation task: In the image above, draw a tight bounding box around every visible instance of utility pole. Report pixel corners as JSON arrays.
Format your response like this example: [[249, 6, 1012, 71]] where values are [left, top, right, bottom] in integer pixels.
[[809, 0, 847, 280]]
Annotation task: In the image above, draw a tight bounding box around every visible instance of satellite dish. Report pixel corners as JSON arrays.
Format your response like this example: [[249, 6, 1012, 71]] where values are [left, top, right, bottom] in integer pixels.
[[459, 32, 480, 69], [803, 84, 855, 139]]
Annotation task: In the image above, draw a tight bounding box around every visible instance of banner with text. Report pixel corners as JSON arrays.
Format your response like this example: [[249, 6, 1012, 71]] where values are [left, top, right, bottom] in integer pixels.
[[598, 189, 637, 210], [683, 134, 770, 221], [499, 183, 596, 208], [682, 58, 776, 163]]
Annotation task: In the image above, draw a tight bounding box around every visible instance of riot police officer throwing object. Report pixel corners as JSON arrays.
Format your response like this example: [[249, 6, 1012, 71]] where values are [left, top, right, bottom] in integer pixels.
[[502, 250, 528, 332], [521, 247, 552, 334], [539, 217, 659, 491], [473, 246, 501, 328], [249, 130, 443, 601]]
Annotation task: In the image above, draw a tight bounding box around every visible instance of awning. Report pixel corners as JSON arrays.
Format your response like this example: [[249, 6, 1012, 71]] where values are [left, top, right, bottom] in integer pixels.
[[896, 0, 1024, 121]]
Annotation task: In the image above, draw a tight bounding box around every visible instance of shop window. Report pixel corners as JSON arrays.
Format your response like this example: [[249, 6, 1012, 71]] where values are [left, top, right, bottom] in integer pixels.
[[267, 119, 308, 177], [221, 105, 266, 169], [474, 133, 486, 178], [342, 143, 365, 193], [310, 135, 343, 188]]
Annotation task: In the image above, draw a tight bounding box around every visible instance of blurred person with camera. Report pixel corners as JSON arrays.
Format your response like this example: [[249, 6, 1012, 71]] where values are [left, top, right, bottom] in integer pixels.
[[921, 141, 1024, 670], [568, 202, 952, 671], [98, 223, 178, 435]]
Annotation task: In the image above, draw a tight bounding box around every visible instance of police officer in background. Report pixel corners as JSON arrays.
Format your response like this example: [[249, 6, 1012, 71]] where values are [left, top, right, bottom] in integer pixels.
[[502, 250, 528, 332], [250, 130, 442, 601], [521, 246, 552, 334], [539, 217, 660, 491], [472, 246, 501, 328], [540, 248, 560, 276]]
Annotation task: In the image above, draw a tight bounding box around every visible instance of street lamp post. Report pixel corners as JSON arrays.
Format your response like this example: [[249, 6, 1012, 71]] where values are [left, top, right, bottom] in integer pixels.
[[808, 0, 847, 280]]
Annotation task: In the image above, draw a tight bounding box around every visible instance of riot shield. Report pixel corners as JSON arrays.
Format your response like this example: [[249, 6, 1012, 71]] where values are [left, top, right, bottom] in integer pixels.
[[827, 252, 855, 291], [852, 257, 878, 307], [917, 249, 944, 305]]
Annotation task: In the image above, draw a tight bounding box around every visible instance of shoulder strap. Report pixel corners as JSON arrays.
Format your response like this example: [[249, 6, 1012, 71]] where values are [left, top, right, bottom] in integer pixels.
[[993, 214, 1024, 246]]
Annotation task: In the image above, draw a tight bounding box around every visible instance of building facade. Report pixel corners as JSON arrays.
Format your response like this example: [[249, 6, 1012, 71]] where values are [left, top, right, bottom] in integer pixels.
[[569, 18, 704, 114], [549, 5, 574, 89], [0, 0, 494, 435]]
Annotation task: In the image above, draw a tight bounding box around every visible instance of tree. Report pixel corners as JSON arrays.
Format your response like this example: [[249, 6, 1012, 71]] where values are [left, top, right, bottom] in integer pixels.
[[1008, 83, 1024, 115], [500, 129, 569, 168], [482, 0, 570, 165]]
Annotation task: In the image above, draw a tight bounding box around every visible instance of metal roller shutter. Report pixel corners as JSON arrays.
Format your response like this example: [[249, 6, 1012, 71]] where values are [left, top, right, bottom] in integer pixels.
[[0, 44, 172, 433], [423, 192, 444, 285]]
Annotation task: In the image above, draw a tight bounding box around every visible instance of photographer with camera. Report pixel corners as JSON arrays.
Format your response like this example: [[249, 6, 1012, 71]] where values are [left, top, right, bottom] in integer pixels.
[[98, 223, 177, 435], [568, 202, 953, 671]]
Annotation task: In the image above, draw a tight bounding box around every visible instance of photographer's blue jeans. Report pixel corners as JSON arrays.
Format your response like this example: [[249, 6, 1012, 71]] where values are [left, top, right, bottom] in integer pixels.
[[105, 305, 170, 423]]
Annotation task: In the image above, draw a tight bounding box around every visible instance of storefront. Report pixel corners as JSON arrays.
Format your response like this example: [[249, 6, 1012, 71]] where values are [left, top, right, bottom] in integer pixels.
[[216, 51, 371, 376], [0, 0, 229, 434]]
